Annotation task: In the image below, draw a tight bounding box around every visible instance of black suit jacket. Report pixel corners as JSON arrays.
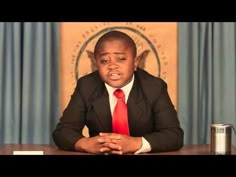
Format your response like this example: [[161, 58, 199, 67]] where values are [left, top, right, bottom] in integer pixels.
[[53, 68, 184, 152]]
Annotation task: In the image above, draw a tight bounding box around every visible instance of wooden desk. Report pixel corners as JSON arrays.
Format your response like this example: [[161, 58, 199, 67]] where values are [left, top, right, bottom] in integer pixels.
[[0, 144, 236, 155]]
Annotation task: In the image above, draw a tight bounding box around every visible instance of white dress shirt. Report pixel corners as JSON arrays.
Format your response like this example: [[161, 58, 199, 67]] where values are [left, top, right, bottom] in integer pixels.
[[104, 74, 151, 154]]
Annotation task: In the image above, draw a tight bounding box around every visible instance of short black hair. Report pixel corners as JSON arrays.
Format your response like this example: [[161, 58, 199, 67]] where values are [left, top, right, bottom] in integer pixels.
[[94, 30, 137, 59]]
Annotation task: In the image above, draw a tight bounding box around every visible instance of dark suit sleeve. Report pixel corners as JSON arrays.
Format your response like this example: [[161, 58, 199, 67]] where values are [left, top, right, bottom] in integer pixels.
[[143, 80, 184, 152], [52, 80, 86, 151]]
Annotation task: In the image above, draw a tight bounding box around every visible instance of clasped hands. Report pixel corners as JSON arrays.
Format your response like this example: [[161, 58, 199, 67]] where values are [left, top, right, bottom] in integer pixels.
[[76, 132, 142, 155], [98, 133, 142, 155]]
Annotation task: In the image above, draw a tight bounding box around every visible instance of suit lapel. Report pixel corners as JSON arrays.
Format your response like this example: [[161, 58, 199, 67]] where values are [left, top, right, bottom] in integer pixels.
[[127, 75, 145, 134], [92, 84, 112, 132]]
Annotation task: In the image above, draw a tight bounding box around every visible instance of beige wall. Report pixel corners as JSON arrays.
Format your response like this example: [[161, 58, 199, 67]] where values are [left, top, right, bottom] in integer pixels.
[[59, 22, 178, 136]]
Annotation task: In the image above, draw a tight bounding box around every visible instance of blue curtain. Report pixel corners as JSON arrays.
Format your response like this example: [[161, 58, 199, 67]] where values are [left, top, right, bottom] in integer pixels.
[[178, 22, 236, 146], [0, 22, 60, 146]]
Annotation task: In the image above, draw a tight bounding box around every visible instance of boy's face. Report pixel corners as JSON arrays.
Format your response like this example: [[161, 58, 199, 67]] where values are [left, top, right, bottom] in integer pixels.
[[95, 39, 138, 88]]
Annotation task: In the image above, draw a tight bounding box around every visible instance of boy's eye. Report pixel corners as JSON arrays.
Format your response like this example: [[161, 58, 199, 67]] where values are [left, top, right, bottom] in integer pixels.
[[118, 57, 126, 61], [100, 59, 108, 64]]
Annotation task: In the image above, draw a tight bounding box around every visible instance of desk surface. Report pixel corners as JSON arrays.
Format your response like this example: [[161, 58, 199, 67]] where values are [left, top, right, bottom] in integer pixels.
[[0, 144, 236, 155]]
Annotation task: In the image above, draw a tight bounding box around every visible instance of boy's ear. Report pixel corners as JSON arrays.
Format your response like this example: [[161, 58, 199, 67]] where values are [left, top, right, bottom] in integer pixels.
[[134, 57, 139, 71]]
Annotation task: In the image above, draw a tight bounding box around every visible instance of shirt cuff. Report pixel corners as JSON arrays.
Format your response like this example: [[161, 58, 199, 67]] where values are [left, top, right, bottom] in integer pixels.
[[134, 137, 152, 154]]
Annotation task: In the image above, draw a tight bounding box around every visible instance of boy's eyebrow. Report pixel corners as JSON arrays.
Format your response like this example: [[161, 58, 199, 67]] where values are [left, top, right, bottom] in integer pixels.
[[98, 52, 126, 57], [114, 52, 125, 55], [98, 52, 109, 57]]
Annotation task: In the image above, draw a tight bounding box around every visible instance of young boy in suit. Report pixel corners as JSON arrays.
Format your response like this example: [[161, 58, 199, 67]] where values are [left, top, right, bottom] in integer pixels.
[[53, 30, 184, 154]]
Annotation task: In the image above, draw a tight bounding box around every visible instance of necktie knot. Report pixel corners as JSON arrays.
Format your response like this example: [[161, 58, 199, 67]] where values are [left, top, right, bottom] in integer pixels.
[[114, 89, 125, 99]]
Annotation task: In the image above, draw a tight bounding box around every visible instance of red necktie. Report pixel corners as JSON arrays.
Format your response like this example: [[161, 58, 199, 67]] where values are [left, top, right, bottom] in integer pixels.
[[112, 89, 130, 135]]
